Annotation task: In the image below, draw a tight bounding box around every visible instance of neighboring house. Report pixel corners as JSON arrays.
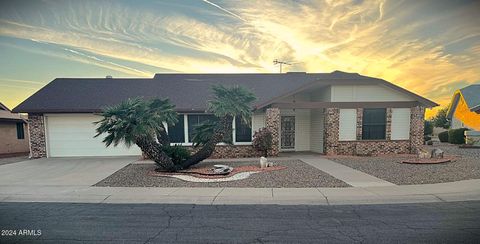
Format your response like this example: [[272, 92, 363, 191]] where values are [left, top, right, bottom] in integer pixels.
[[447, 84, 480, 131], [13, 71, 437, 158], [0, 102, 29, 156]]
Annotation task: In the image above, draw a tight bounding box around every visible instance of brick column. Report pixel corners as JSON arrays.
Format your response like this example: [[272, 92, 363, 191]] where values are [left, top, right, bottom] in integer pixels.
[[324, 108, 339, 155], [386, 108, 392, 140], [28, 114, 47, 158], [265, 107, 280, 156], [409, 106, 425, 154], [356, 108, 363, 140]]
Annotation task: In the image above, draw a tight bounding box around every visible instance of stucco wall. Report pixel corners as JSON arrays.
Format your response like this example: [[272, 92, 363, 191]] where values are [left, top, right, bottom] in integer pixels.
[[452, 95, 480, 130], [0, 121, 29, 155]]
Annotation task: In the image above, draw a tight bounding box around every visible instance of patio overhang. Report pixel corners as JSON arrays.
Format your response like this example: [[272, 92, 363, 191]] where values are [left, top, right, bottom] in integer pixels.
[[271, 101, 421, 109]]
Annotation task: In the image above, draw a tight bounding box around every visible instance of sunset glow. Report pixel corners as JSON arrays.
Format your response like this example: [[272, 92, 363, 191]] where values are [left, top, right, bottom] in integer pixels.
[[1, 0, 479, 118]]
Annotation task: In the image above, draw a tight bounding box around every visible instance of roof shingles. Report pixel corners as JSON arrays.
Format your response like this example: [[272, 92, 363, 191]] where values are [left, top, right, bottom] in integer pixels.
[[13, 71, 437, 113]]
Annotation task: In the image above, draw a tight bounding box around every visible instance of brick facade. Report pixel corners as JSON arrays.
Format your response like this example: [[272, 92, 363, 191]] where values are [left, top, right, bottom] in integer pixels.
[[187, 145, 262, 159], [28, 114, 47, 158], [324, 106, 425, 156], [28, 106, 424, 158], [324, 108, 340, 155], [409, 106, 425, 154], [265, 107, 280, 156]]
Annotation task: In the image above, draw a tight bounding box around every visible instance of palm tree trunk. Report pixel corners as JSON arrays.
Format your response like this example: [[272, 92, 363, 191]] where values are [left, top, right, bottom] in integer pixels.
[[135, 137, 177, 172], [179, 116, 232, 169], [156, 125, 170, 147]]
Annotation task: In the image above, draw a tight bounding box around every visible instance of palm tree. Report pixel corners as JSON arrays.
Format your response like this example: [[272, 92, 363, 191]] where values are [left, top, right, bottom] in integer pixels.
[[94, 98, 179, 172], [95, 85, 256, 171], [180, 84, 256, 169]]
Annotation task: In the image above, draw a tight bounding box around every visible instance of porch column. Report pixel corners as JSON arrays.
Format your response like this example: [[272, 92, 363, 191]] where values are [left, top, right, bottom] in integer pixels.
[[265, 107, 280, 156], [28, 113, 47, 158], [324, 108, 339, 155], [410, 106, 425, 154]]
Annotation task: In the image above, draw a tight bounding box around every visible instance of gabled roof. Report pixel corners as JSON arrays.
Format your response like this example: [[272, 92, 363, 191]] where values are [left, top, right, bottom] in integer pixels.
[[0, 102, 25, 122], [447, 84, 480, 118], [13, 71, 437, 113]]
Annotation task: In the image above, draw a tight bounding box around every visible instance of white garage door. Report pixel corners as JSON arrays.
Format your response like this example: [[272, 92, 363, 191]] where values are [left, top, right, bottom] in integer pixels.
[[46, 114, 142, 157]]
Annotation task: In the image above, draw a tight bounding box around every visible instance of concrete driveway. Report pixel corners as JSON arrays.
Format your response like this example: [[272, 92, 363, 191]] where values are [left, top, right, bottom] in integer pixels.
[[0, 157, 138, 187]]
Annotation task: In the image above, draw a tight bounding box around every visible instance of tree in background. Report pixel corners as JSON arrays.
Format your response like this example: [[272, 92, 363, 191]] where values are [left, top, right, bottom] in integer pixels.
[[424, 120, 433, 135], [432, 107, 450, 129]]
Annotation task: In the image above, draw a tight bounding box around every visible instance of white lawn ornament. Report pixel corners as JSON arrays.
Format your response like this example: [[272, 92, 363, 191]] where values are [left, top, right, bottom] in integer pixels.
[[260, 157, 268, 168]]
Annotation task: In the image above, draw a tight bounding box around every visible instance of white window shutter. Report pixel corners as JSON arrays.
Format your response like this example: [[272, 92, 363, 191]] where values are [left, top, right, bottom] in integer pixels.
[[339, 109, 357, 141], [391, 108, 411, 140]]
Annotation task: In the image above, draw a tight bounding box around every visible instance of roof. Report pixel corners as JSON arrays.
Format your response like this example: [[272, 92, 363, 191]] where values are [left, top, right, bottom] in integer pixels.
[[13, 71, 438, 113], [0, 102, 26, 122], [447, 84, 480, 118]]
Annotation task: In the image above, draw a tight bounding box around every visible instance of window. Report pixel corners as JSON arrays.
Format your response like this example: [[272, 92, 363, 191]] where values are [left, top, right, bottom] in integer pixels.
[[362, 108, 386, 140], [188, 114, 215, 142], [16, 122, 25, 139], [168, 115, 185, 143], [235, 117, 252, 142]]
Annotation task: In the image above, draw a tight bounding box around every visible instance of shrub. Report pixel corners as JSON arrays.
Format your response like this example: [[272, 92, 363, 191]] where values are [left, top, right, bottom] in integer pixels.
[[448, 128, 469, 144], [438, 131, 449, 142], [162, 145, 191, 165], [252, 127, 273, 157], [424, 120, 433, 135], [424, 135, 431, 143]]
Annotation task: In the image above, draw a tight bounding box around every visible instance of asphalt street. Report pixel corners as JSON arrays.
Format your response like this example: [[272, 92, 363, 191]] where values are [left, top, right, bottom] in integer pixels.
[[1, 201, 480, 243]]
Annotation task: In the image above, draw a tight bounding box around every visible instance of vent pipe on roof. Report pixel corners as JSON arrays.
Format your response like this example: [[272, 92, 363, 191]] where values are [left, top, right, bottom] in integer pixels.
[[106, 75, 113, 79]]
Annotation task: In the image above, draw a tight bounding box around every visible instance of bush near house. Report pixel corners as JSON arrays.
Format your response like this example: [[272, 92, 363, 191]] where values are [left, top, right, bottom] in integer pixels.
[[424, 120, 433, 135], [448, 128, 469, 144], [438, 131, 449, 142], [162, 145, 191, 165], [252, 127, 273, 157]]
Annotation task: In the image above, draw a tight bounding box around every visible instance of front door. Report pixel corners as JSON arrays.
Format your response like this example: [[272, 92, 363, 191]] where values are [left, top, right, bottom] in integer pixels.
[[281, 116, 295, 150]]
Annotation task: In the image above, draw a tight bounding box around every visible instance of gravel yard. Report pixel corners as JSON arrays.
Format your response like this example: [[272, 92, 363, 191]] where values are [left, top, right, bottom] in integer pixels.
[[95, 160, 349, 188], [328, 143, 480, 185]]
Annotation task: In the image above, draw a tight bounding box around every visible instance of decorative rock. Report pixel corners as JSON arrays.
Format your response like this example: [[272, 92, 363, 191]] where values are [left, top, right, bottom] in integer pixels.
[[260, 157, 268, 168], [212, 165, 233, 175], [431, 148, 444, 159], [418, 147, 431, 159], [426, 140, 433, 145]]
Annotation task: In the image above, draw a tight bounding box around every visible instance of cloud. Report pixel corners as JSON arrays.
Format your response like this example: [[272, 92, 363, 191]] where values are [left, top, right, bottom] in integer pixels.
[[0, 0, 479, 117], [201, 0, 246, 22]]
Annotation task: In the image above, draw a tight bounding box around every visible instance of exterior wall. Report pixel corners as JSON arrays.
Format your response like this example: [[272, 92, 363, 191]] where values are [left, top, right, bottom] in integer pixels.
[[251, 112, 265, 134], [452, 95, 480, 130], [279, 109, 311, 151], [310, 109, 325, 153], [331, 85, 412, 102], [409, 106, 425, 154], [187, 145, 262, 159], [324, 106, 425, 155], [265, 107, 280, 156], [0, 121, 29, 155], [451, 117, 464, 129], [28, 114, 47, 158]]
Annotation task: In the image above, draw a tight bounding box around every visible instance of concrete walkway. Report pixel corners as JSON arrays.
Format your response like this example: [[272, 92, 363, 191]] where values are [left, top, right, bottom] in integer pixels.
[[1, 155, 479, 205], [297, 155, 396, 187], [1, 179, 479, 205]]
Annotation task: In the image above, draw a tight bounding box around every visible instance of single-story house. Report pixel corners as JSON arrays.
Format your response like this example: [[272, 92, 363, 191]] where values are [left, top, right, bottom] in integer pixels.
[[0, 102, 29, 156], [13, 71, 437, 158], [447, 84, 480, 131]]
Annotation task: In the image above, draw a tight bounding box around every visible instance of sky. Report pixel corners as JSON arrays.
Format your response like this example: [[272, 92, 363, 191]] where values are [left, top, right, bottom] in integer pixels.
[[0, 0, 479, 118]]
